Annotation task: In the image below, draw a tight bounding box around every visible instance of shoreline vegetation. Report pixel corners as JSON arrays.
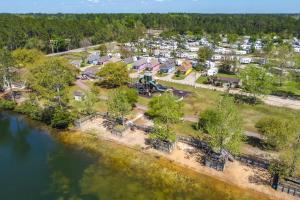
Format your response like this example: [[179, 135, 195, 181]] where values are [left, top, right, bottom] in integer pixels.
[[56, 127, 295, 200], [57, 131, 272, 200]]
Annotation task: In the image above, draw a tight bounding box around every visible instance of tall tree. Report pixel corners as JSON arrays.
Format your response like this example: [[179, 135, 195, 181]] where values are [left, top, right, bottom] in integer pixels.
[[197, 47, 213, 63], [199, 95, 243, 153]]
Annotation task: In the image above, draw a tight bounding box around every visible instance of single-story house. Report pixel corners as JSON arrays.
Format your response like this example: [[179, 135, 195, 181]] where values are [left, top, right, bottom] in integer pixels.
[[160, 60, 176, 74], [99, 56, 111, 65], [210, 77, 240, 88], [207, 68, 218, 76], [212, 54, 222, 61], [145, 58, 160, 72], [240, 57, 252, 64], [87, 52, 100, 65], [178, 61, 193, 76], [133, 59, 147, 71], [74, 91, 85, 101], [123, 57, 135, 69], [82, 66, 100, 79], [70, 60, 82, 68]]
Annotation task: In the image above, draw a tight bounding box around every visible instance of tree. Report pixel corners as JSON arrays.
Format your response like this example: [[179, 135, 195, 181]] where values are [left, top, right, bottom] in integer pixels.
[[197, 47, 213, 63], [12, 48, 45, 68], [227, 34, 239, 44], [98, 44, 107, 56], [107, 89, 132, 126], [121, 87, 138, 107], [239, 65, 274, 98], [150, 121, 176, 143], [51, 107, 72, 129], [120, 46, 133, 59], [24, 37, 46, 51], [199, 95, 243, 153], [28, 57, 76, 106], [0, 48, 17, 102], [255, 117, 297, 150], [97, 62, 129, 88], [147, 92, 183, 125], [75, 92, 98, 116]]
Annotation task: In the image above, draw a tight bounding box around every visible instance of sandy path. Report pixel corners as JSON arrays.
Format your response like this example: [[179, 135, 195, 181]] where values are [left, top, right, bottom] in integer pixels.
[[78, 116, 298, 200]]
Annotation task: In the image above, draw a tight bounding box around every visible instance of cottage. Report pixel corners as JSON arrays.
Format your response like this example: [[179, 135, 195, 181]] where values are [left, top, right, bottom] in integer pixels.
[[87, 52, 100, 65], [210, 77, 240, 88], [70, 60, 82, 68], [160, 60, 176, 74], [178, 61, 193, 76], [99, 55, 111, 65], [145, 58, 160, 72], [133, 59, 147, 71], [74, 91, 85, 101], [82, 66, 100, 79], [240, 57, 252, 64]]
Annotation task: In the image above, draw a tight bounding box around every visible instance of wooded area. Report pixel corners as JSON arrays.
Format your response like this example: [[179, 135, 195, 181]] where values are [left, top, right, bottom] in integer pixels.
[[1, 14, 300, 52]]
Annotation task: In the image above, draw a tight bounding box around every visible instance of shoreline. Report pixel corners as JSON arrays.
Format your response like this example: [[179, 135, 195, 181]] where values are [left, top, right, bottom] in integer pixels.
[[64, 117, 298, 200]]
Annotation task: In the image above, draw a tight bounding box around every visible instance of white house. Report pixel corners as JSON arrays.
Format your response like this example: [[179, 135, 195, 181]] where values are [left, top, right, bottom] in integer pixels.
[[235, 50, 247, 55], [240, 57, 252, 64], [205, 61, 216, 68], [212, 54, 222, 61], [294, 46, 300, 53], [207, 68, 218, 76]]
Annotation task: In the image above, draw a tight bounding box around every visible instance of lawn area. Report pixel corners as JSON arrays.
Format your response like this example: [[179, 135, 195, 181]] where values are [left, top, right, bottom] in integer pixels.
[[217, 72, 238, 79], [196, 76, 208, 84], [158, 80, 300, 133], [156, 72, 168, 77], [172, 74, 186, 80], [274, 81, 300, 97], [137, 96, 151, 106]]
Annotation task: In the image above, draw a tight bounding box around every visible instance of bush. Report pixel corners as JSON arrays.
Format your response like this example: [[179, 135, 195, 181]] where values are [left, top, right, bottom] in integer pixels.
[[15, 101, 42, 120], [51, 107, 73, 129], [0, 99, 16, 110]]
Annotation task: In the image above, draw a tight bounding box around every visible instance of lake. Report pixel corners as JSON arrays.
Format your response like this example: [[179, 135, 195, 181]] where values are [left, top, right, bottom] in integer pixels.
[[0, 112, 270, 200]]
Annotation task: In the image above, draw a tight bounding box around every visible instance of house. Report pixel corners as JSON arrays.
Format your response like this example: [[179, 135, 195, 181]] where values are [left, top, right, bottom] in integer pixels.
[[70, 60, 82, 68], [160, 60, 176, 74], [205, 61, 216, 68], [87, 52, 100, 65], [133, 59, 147, 71], [177, 61, 193, 76], [74, 91, 85, 101], [235, 50, 247, 55], [123, 57, 135, 69], [212, 54, 222, 61], [207, 68, 218, 76], [82, 66, 100, 79], [240, 57, 252, 64], [210, 77, 240, 88], [99, 56, 111, 65], [145, 58, 160, 72], [294, 46, 300, 53]]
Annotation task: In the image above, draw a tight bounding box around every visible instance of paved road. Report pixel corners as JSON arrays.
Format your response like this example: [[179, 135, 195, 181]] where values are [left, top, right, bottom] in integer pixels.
[[155, 72, 300, 110], [47, 44, 101, 57]]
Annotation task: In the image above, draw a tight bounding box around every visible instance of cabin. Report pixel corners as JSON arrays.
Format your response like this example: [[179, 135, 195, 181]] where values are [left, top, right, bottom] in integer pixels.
[[87, 52, 100, 65], [210, 77, 240, 88], [145, 58, 160, 73], [73, 91, 85, 101], [160, 60, 176, 74], [99, 56, 111, 65], [70, 60, 82, 68], [82, 66, 100, 79], [177, 61, 193, 76], [133, 59, 147, 71], [240, 57, 252, 64]]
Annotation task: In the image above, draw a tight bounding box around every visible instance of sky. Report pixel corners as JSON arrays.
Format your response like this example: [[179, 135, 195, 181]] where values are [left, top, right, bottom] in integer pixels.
[[0, 0, 299, 14]]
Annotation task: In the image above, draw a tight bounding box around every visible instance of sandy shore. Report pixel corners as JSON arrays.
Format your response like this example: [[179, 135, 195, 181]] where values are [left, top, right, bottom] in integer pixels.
[[78, 117, 297, 200]]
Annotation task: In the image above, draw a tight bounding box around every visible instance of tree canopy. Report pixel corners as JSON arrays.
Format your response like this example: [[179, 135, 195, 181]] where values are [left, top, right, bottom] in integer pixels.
[[199, 95, 244, 154]]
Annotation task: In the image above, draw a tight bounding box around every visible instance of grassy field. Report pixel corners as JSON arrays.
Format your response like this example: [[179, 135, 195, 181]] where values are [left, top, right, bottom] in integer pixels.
[[158, 80, 300, 133], [217, 72, 238, 79]]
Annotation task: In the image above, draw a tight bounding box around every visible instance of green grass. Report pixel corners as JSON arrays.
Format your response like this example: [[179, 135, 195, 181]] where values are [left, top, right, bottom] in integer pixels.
[[156, 73, 168, 77], [196, 76, 208, 84], [158, 80, 300, 133], [172, 74, 186, 80], [217, 73, 238, 79], [275, 81, 300, 96]]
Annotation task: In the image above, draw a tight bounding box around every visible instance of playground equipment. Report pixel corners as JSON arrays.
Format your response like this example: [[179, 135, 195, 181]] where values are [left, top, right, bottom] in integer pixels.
[[136, 71, 169, 96]]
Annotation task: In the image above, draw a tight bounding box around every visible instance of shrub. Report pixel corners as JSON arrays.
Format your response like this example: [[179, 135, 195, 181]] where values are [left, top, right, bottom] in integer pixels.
[[51, 107, 73, 129], [15, 101, 42, 120], [0, 99, 16, 110]]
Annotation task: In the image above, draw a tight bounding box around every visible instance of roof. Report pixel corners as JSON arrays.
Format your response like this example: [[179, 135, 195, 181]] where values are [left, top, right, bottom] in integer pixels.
[[123, 57, 134, 65], [83, 66, 100, 77], [133, 59, 147, 67], [160, 60, 175, 69], [99, 56, 111, 63], [87, 52, 100, 62], [178, 61, 192, 72], [73, 91, 85, 97]]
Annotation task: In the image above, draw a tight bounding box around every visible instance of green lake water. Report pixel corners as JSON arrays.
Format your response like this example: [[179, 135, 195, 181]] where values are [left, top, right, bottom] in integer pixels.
[[0, 112, 271, 200]]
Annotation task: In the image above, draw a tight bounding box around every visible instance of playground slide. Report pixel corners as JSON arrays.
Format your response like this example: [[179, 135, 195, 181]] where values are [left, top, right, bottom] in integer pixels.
[[149, 81, 167, 92]]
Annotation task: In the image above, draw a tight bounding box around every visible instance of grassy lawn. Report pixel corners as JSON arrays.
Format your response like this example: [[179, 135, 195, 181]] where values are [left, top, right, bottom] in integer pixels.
[[274, 81, 300, 97], [196, 76, 208, 84], [156, 72, 168, 77], [158, 80, 300, 133], [137, 96, 151, 106], [172, 74, 186, 80], [217, 72, 238, 79]]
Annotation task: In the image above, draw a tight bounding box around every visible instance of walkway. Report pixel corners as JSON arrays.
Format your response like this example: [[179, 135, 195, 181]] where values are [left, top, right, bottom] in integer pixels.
[[155, 72, 300, 110]]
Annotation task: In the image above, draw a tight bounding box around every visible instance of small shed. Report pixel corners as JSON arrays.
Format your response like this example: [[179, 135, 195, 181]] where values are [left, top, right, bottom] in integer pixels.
[[74, 91, 85, 101]]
